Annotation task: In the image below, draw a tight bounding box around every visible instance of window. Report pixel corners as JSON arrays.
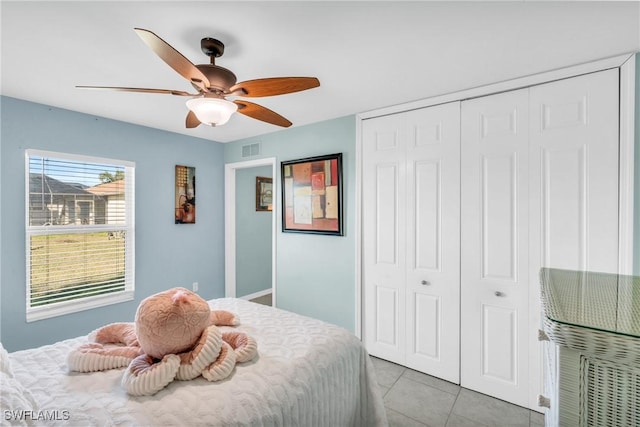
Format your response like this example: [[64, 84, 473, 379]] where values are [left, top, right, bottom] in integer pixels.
[[25, 150, 135, 322]]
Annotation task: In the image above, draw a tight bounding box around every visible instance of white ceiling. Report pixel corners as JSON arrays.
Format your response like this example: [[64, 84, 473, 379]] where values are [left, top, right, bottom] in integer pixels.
[[1, 1, 639, 143]]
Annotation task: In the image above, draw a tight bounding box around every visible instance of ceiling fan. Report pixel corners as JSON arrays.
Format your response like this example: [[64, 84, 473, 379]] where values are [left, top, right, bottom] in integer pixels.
[[77, 28, 320, 128]]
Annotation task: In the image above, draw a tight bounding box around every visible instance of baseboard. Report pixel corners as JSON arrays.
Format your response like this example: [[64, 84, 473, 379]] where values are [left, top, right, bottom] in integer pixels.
[[239, 288, 272, 301]]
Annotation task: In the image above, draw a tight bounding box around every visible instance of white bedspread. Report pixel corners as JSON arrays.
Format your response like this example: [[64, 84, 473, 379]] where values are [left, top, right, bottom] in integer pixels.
[[5, 298, 387, 426]]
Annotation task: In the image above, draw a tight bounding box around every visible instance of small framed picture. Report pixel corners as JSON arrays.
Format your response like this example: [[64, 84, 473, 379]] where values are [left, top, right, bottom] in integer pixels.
[[281, 153, 343, 235], [256, 176, 273, 211], [175, 165, 196, 224]]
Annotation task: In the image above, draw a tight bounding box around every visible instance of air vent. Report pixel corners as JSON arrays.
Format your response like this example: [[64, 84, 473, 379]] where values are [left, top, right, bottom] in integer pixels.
[[241, 142, 261, 158]]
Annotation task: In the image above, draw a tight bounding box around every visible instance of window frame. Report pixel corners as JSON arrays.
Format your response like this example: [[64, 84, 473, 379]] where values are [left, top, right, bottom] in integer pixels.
[[25, 149, 135, 322]]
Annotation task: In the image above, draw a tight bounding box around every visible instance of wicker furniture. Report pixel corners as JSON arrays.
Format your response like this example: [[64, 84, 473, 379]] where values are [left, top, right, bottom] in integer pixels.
[[539, 268, 640, 427]]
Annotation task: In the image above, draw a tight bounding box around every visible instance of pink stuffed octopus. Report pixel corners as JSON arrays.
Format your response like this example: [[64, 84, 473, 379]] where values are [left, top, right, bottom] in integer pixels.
[[67, 288, 257, 396]]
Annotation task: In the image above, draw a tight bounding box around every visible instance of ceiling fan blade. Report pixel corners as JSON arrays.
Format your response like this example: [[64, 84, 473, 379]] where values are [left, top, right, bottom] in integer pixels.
[[134, 28, 210, 91], [230, 77, 320, 97], [76, 86, 198, 96], [186, 110, 201, 128], [234, 100, 292, 127]]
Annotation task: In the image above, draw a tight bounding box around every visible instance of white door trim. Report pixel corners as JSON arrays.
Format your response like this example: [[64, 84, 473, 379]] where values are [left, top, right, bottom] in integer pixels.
[[354, 116, 363, 340], [619, 55, 636, 275], [224, 157, 277, 306]]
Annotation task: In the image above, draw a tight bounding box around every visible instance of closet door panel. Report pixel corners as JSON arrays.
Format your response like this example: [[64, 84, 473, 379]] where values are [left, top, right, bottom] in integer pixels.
[[414, 160, 440, 270], [363, 113, 407, 364], [482, 304, 517, 383], [376, 164, 401, 264], [481, 153, 518, 280], [412, 293, 440, 358], [374, 285, 401, 346], [405, 103, 460, 383], [461, 89, 530, 407]]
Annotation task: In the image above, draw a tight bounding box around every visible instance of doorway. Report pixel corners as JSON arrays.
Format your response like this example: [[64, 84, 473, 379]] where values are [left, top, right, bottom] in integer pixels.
[[224, 158, 277, 306]]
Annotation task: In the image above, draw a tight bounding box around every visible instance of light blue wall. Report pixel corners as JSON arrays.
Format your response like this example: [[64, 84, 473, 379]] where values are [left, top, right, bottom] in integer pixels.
[[225, 116, 356, 333], [0, 96, 226, 351], [236, 166, 272, 297], [635, 53, 640, 275]]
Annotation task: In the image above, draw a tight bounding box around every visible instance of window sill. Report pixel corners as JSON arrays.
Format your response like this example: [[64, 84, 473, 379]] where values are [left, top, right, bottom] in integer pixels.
[[26, 290, 134, 322]]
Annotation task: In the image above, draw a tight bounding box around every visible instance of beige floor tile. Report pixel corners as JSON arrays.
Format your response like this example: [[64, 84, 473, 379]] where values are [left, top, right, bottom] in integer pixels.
[[451, 389, 530, 427], [529, 410, 545, 427], [402, 368, 461, 396], [445, 414, 488, 427], [384, 377, 457, 427], [371, 356, 407, 388], [386, 408, 429, 427]]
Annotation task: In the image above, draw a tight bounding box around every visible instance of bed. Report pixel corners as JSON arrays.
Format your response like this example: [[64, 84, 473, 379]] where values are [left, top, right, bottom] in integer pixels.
[[1, 298, 387, 426]]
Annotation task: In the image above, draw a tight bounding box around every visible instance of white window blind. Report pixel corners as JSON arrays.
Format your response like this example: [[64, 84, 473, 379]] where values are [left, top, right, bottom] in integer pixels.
[[25, 150, 135, 322]]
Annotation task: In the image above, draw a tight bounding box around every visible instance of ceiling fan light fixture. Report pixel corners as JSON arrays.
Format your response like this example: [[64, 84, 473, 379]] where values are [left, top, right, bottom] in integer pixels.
[[186, 97, 237, 126]]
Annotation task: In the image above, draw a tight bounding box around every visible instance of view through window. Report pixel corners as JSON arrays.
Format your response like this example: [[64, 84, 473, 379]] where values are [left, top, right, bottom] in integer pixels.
[[26, 150, 135, 321]]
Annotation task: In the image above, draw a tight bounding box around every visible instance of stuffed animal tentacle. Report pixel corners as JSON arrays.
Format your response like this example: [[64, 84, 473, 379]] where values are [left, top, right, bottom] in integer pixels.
[[77, 343, 142, 358], [68, 322, 143, 373], [67, 342, 141, 373], [202, 341, 236, 382], [221, 331, 258, 363], [122, 354, 180, 396], [175, 325, 223, 381], [91, 322, 139, 347], [209, 310, 240, 326]]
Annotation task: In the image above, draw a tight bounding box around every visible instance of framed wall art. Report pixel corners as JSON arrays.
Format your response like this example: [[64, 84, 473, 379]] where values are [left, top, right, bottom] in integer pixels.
[[256, 176, 273, 211], [281, 153, 343, 235], [175, 165, 196, 224]]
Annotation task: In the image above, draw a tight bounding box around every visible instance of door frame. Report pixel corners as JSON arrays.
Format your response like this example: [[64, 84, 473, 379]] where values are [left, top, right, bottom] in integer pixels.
[[356, 52, 637, 340], [224, 157, 277, 305]]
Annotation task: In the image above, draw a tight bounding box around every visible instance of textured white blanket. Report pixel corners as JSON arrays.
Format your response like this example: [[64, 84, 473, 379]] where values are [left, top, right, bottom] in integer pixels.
[[6, 298, 388, 426]]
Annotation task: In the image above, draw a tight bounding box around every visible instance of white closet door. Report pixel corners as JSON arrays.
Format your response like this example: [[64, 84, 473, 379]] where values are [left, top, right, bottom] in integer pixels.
[[363, 112, 408, 364], [461, 89, 531, 407], [404, 103, 460, 383], [363, 102, 461, 381], [527, 69, 620, 408]]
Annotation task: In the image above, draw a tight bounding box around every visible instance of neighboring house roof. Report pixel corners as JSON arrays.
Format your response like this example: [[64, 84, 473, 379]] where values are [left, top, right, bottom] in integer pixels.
[[86, 180, 124, 196], [29, 173, 91, 195]]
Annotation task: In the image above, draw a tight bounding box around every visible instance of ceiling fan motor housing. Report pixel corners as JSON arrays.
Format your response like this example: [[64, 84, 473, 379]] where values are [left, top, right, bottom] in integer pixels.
[[195, 64, 237, 94]]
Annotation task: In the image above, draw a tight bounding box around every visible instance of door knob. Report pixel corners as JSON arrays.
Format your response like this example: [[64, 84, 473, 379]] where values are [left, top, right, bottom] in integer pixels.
[[421, 280, 430, 286], [495, 291, 505, 297]]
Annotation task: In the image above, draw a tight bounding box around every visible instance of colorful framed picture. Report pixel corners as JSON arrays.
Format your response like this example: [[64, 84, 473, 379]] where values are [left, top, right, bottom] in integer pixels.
[[281, 153, 343, 235], [256, 176, 273, 211], [175, 165, 196, 224]]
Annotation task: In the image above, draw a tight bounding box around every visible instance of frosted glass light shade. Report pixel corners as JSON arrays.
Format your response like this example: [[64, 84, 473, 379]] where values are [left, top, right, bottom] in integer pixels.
[[186, 97, 238, 126]]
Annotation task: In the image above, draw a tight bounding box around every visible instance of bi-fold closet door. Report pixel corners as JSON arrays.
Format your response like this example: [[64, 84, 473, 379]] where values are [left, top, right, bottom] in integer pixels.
[[362, 68, 621, 409], [459, 88, 531, 406], [460, 68, 620, 408], [362, 102, 461, 384]]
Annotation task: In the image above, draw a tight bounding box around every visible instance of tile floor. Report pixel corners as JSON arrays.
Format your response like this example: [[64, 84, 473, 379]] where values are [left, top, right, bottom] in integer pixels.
[[371, 357, 545, 427]]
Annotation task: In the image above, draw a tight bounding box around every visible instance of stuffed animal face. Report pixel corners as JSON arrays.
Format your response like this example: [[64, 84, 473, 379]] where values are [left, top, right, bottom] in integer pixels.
[[135, 287, 210, 359]]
